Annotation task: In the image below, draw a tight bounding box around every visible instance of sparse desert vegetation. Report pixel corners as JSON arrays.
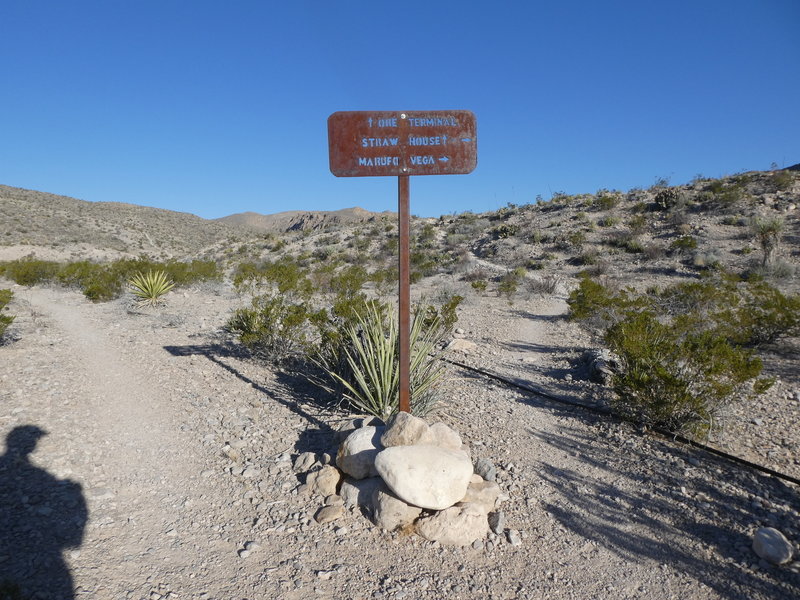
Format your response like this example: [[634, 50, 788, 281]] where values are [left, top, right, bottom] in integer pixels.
[[1, 167, 798, 598]]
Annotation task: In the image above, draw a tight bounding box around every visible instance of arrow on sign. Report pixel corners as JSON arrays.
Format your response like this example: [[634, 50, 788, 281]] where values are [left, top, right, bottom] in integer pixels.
[[461, 138, 472, 143], [439, 156, 450, 163]]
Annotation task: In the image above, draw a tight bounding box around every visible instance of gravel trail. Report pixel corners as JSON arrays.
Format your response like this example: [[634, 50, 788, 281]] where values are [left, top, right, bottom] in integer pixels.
[[1, 284, 798, 600]]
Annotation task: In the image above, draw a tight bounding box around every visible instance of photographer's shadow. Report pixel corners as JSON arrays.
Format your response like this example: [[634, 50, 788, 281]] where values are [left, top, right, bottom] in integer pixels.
[[0, 425, 87, 600]]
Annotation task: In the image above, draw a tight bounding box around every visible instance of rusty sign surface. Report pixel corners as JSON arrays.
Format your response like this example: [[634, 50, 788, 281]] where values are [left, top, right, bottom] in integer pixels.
[[328, 110, 477, 177]]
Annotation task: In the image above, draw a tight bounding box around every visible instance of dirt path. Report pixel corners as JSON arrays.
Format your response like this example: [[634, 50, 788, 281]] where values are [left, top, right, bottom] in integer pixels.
[[1, 284, 798, 600], [1, 288, 261, 597]]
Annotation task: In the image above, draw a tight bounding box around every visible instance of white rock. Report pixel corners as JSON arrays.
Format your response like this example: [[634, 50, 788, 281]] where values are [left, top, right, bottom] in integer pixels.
[[419, 422, 463, 451], [753, 527, 794, 565], [293, 452, 317, 473], [336, 426, 385, 479], [374, 444, 473, 510], [306, 465, 341, 497], [415, 503, 489, 546], [462, 478, 502, 513], [339, 476, 383, 510], [506, 529, 522, 546], [314, 505, 344, 524], [333, 416, 384, 444], [381, 412, 430, 447], [371, 483, 422, 531], [446, 339, 478, 354]]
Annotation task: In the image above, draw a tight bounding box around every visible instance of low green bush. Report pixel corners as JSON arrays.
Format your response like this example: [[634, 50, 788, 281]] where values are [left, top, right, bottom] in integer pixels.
[[597, 216, 620, 227], [0, 258, 221, 302], [568, 274, 782, 435], [771, 170, 794, 191], [490, 224, 519, 239], [605, 310, 765, 435], [497, 268, 525, 302], [2, 259, 60, 286], [226, 292, 323, 364], [470, 279, 488, 293], [595, 195, 620, 210], [670, 235, 697, 251]]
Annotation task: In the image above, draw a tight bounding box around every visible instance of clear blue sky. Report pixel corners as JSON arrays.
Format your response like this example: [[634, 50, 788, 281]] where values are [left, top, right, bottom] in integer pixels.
[[1, 1, 798, 219]]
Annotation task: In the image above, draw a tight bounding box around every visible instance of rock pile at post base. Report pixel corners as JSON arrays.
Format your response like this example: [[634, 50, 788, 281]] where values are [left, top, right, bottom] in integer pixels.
[[297, 411, 507, 547]]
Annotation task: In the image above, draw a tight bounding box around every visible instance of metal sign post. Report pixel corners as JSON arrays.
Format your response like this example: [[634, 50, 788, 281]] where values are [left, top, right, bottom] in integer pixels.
[[328, 110, 477, 412]]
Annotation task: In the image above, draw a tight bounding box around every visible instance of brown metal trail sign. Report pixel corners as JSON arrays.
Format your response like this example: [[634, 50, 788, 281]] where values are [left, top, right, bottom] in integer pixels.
[[328, 110, 477, 177], [327, 110, 478, 413]]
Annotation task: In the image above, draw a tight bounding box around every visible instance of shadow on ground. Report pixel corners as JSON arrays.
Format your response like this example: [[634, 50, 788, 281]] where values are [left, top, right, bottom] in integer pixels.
[[519, 396, 799, 599], [0, 425, 87, 600], [163, 343, 336, 454]]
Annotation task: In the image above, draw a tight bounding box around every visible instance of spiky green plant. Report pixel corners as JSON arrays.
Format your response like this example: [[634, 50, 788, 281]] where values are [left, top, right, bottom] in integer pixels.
[[750, 216, 784, 267], [314, 302, 447, 420], [128, 270, 174, 306]]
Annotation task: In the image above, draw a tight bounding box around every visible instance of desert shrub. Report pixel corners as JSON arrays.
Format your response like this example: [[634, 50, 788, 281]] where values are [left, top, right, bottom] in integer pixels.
[[692, 252, 722, 271], [526, 274, 562, 296], [749, 215, 784, 266], [530, 230, 549, 244], [463, 268, 490, 283], [0, 289, 14, 340], [162, 260, 221, 285], [670, 235, 697, 251], [605, 310, 765, 435], [597, 216, 620, 227], [710, 280, 800, 347], [703, 181, 746, 207], [627, 215, 648, 235], [470, 280, 488, 293], [771, 170, 793, 192], [595, 195, 620, 210], [569, 275, 777, 435], [226, 292, 321, 364], [575, 250, 599, 265], [232, 257, 312, 297], [417, 223, 437, 245], [56, 261, 103, 288], [81, 270, 124, 302], [410, 249, 441, 282], [497, 268, 525, 302], [555, 231, 586, 251], [369, 267, 396, 295], [653, 188, 681, 212], [567, 275, 649, 330], [606, 231, 643, 253], [642, 244, 666, 261], [490, 224, 519, 239], [2, 259, 60, 286]]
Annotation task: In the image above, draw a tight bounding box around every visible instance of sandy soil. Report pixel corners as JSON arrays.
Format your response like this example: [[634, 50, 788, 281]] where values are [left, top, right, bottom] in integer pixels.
[[1, 282, 798, 599]]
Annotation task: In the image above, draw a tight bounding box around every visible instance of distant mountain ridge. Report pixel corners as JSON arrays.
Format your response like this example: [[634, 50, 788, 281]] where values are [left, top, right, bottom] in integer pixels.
[[0, 184, 396, 260], [215, 207, 395, 233]]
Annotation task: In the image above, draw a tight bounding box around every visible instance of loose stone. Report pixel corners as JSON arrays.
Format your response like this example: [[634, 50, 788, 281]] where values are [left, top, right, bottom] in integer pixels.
[[752, 527, 794, 565]]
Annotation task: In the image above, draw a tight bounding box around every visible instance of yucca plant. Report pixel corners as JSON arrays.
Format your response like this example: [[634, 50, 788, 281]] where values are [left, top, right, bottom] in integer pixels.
[[128, 270, 174, 306], [314, 302, 447, 420], [0, 289, 14, 340]]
